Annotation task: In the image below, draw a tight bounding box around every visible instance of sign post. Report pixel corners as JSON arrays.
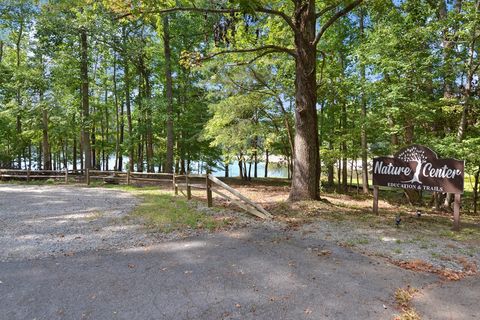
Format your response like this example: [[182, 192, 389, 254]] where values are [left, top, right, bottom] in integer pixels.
[[373, 186, 379, 215], [372, 145, 464, 230]]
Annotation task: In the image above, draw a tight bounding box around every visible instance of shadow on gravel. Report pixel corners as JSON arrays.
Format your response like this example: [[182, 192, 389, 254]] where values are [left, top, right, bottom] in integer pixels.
[[0, 225, 438, 320]]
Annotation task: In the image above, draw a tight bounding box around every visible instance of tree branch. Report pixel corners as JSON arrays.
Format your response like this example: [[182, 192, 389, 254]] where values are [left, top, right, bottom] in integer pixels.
[[116, 6, 295, 30], [313, 0, 364, 46], [202, 45, 296, 61], [256, 7, 295, 30], [315, 4, 338, 18]]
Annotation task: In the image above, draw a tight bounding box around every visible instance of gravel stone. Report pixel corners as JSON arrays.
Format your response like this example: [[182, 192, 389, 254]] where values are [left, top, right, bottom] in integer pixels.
[[299, 219, 480, 273], [0, 184, 155, 261]]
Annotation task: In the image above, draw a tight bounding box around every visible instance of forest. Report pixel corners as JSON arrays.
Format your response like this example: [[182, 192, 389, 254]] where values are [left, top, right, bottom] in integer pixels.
[[0, 0, 479, 202]]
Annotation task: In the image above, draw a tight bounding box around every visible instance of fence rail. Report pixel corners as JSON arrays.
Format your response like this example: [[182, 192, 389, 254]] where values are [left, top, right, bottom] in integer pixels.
[[0, 169, 272, 219], [174, 172, 272, 219]]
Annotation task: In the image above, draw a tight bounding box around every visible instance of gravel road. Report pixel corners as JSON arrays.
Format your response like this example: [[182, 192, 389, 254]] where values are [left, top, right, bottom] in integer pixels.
[[1, 184, 479, 319], [0, 184, 152, 261]]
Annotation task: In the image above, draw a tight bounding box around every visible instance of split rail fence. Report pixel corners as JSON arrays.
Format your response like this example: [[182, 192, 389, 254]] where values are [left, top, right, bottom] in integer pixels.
[[173, 173, 272, 219], [0, 169, 272, 219]]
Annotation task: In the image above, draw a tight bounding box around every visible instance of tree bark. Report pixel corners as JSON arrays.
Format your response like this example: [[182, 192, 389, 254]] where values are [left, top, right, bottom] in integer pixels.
[[264, 149, 269, 178], [238, 155, 243, 178], [474, 166, 479, 214], [289, 0, 320, 200], [40, 90, 51, 170], [163, 16, 175, 173], [80, 27, 92, 172], [359, 9, 369, 193], [73, 135, 77, 172], [456, 0, 478, 142], [122, 26, 134, 171]]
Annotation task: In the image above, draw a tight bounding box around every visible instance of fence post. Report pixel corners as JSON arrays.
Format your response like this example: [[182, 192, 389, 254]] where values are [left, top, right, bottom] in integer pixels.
[[173, 174, 178, 195], [86, 169, 90, 185], [186, 172, 191, 200], [127, 169, 131, 185], [206, 173, 212, 207], [27, 169, 30, 182]]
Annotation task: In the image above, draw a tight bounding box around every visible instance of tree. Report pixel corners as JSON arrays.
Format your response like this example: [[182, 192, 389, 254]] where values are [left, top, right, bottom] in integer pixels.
[[397, 146, 427, 184], [115, 0, 364, 200]]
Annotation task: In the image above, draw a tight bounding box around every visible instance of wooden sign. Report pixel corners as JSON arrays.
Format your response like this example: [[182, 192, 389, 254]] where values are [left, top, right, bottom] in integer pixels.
[[373, 145, 464, 194], [372, 145, 465, 230]]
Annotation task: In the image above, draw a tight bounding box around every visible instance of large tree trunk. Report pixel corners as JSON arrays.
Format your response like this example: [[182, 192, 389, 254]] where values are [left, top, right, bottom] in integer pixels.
[[73, 135, 77, 172], [40, 91, 51, 170], [122, 26, 134, 171], [289, 1, 320, 201], [474, 166, 479, 215], [264, 149, 269, 178], [80, 27, 91, 172], [113, 55, 121, 171], [163, 16, 174, 173], [456, 0, 478, 141], [359, 9, 369, 193]]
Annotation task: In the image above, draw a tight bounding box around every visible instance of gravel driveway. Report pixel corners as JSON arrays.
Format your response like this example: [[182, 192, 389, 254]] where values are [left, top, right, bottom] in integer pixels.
[[0, 184, 151, 261], [1, 184, 479, 319]]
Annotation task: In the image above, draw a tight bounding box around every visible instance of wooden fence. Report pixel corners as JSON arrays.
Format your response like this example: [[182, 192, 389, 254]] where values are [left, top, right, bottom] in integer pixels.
[[0, 169, 272, 219], [174, 173, 272, 219], [0, 169, 75, 183], [86, 170, 173, 185]]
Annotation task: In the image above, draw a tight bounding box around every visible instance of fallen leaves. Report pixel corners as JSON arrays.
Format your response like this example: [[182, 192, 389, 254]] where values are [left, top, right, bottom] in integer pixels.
[[392, 257, 477, 281]]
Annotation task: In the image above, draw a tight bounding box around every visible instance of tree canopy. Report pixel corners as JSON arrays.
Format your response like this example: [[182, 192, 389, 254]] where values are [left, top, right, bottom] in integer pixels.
[[0, 0, 478, 202]]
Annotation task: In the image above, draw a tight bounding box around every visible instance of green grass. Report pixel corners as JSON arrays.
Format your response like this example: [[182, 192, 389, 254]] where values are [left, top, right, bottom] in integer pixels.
[[110, 186, 227, 233]]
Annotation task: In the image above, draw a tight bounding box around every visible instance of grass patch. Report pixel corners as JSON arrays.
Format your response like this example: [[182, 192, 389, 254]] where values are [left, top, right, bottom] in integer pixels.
[[135, 191, 226, 232], [108, 185, 227, 233], [394, 286, 421, 320]]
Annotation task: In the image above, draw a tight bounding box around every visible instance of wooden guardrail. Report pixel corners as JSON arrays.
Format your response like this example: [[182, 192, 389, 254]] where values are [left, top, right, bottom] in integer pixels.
[[86, 169, 174, 185], [174, 172, 272, 219], [1, 168, 272, 219], [0, 169, 74, 183]]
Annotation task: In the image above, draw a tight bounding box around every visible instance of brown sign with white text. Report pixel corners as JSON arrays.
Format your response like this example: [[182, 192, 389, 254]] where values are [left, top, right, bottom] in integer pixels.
[[373, 145, 464, 194]]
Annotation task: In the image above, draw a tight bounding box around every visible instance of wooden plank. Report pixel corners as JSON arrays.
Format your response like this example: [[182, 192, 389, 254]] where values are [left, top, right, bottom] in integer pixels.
[[186, 174, 207, 178], [0, 175, 66, 179], [0, 169, 66, 174], [206, 175, 213, 207], [130, 172, 173, 177], [173, 175, 178, 194], [88, 170, 128, 175], [207, 174, 272, 218], [211, 188, 267, 219], [173, 174, 178, 195], [130, 177, 173, 182], [186, 174, 191, 200]]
